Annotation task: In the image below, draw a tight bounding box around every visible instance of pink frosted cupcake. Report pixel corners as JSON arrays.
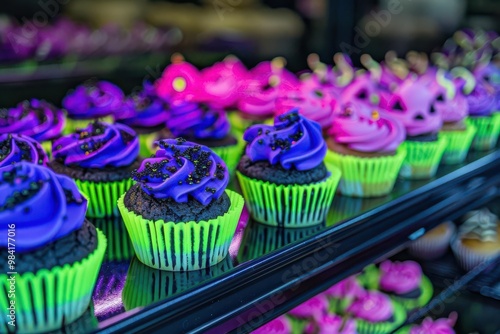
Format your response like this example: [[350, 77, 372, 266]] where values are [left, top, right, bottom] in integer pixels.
[[408, 221, 456, 260], [378, 260, 433, 311], [304, 314, 357, 334], [155, 54, 201, 101], [252, 316, 291, 334], [287, 295, 329, 333], [396, 312, 457, 334]]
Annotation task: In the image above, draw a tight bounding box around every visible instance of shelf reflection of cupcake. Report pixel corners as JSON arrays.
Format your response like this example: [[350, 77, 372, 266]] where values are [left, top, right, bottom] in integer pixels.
[[327, 195, 391, 227], [122, 256, 234, 311], [48, 307, 98, 334], [93, 216, 134, 261], [238, 220, 324, 262]]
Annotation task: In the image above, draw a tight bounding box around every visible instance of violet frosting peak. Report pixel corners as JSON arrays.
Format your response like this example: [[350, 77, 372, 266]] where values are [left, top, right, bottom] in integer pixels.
[[465, 81, 497, 117], [328, 104, 405, 153], [62, 80, 124, 119], [305, 315, 357, 334], [116, 82, 170, 128], [0, 99, 65, 142], [166, 101, 230, 140], [0, 134, 48, 167], [52, 122, 138, 168], [132, 138, 228, 205], [0, 162, 87, 253], [379, 260, 422, 294], [244, 110, 326, 171], [409, 313, 457, 334], [288, 295, 328, 319], [346, 291, 393, 323], [252, 316, 291, 334], [431, 73, 469, 123]]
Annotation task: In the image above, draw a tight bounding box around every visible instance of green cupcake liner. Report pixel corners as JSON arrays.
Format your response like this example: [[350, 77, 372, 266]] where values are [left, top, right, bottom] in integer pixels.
[[328, 297, 353, 315], [118, 189, 244, 271], [399, 136, 448, 180], [211, 137, 246, 175], [64, 115, 115, 134], [0, 230, 106, 334], [389, 275, 434, 311], [324, 147, 406, 198], [354, 300, 407, 334], [394, 325, 412, 334], [356, 264, 380, 290], [236, 168, 341, 228], [468, 113, 500, 151], [76, 178, 134, 218], [122, 256, 233, 310], [440, 124, 477, 164], [94, 217, 134, 261], [286, 316, 309, 334]]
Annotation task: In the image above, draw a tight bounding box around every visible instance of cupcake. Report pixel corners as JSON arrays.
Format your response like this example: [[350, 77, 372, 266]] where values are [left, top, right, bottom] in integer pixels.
[[451, 208, 500, 271], [236, 110, 341, 228], [396, 312, 457, 334], [0, 163, 106, 333], [155, 54, 201, 102], [304, 314, 357, 334], [252, 316, 292, 334], [287, 295, 329, 333], [323, 276, 365, 314], [346, 291, 406, 334], [116, 81, 170, 157], [378, 260, 433, 311], [118, 138, 244, 271], [0, 133, 48, 167], [50, 122, 140, 218], [408, 221, 456, 260], [325, 103, 406, 198], [62, 80, 124, 133], [381, 77, 446, 179], [432, 70, 477, 164], [0, 99, 65, 155]]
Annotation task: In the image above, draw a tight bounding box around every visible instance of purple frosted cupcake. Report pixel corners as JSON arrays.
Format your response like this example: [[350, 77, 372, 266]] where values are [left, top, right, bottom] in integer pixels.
[[62, 80, 124, 133], [50, 122, 140, 218], [396, 313, 457, 334], [0, 133, 48, 167], [252, 316, 291, 334], [323, 276, 365, 314]]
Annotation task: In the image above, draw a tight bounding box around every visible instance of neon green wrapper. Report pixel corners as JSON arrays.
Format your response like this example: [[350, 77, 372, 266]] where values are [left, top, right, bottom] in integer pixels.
[[236, 168, 341, 228], [118, 190, 244, 271], [399, 136, 447, 180], [354, 301, 407, 334], [440, 123, 477, 164], [211, 138, 246, 175], [94, 217, 134, 261], [468, 113, 500, 151], [356, 264, 380, 290], [389, 275, 433, 311], [0, 230, 106, 334], [122, 256, 233, 310], [324, 147, 406, 198], [76, 178, 134, 218], [64, 115, 115, 134]]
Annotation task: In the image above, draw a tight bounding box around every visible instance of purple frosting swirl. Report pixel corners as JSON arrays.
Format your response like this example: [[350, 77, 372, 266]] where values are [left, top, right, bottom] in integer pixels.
[[0, 163, 87, 253], [0, 99, 65, 142], [244, 109, 326, 171], [53, 122, 138, 168], [466, 81, 497, 117], [117, 82, 170, 128], [166, 101, 230, 140], [0, 134, 48, 167], [62, 80, 124, 119], [132, 138, 228, 205]]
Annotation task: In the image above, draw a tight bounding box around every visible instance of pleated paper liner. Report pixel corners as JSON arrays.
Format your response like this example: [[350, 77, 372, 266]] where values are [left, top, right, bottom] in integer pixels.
[[353, 300, 407, 334], [356, 264, 380, 290], [327, 196, 390, 227], [48, 307, 98, 334], [237, 221, 324, 262], [64, 115, 115, 135], [387, 275, 433, 311], [236, 168, 341, 228], [76, 178, 134, 218], [122, 256, 234, 311], [450, 235, 500, 271], [324, 147, 406, 198], [0, 230, 107, 334], [408, 223, 456, 260], [440, 123, 477, 164], [211, 137, 246, 175], [118, 189, 244, 271], [93, 216, 134, 261], [468, 113, 500, 151], [399, 136, 447, 180]]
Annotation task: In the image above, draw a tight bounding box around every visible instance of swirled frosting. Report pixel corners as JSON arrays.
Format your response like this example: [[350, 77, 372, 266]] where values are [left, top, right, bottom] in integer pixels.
[[459, 208, 498, 242], [379, 260, 422, 294], [409, 314, 457, 334], [433, 90, 469, 124], [0, 99, 65, 142], [346, 291, 393, 322], [166, 101, 229, 140], [201, 58, 247, 108], [117, 82, 170, 128], [132, 138, 228, 205], [305, 315, 357, 334], [244, 110, 326, 171], [324, 276, 364, 299], [252, 316, 291, 334], [0, 163, 87, 253], [465, 81, 497, 117], [329, 104, 405, 153], [62, 80, 124, 119], [156, 59, 201, 101], [288, 295, 328, 319], [53, 122, 138, 168], [0, 134, 48, 167], [237, 78, 279, 118]]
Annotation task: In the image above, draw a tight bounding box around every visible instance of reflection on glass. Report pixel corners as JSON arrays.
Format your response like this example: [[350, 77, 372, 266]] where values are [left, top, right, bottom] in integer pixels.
[[327, 195, 392, 227], [92, 261, 130, 320], [238, 220, 324, 262], [50, 307, 98, 334], [122, 256, 234, 311], [92, 216, 134, 261]]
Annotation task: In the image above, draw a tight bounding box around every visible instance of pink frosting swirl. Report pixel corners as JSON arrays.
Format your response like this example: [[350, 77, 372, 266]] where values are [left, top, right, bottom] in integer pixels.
[[409, 313, 457, 334], [324, 276, 364, 299], [237, 78, 279, 118], [379, 260, 422, 294], [288, 295, 328, 319], [305, 315, 358, 334], [156, 59, 201, 101], [346, 291, 393, 323], [340, 72, 381, 106], [252, 316, 291, 334], [328, 103, 405, 153]]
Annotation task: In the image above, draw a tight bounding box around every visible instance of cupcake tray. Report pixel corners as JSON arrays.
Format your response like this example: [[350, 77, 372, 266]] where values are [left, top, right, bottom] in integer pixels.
[[80, 148, 500, 333]]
